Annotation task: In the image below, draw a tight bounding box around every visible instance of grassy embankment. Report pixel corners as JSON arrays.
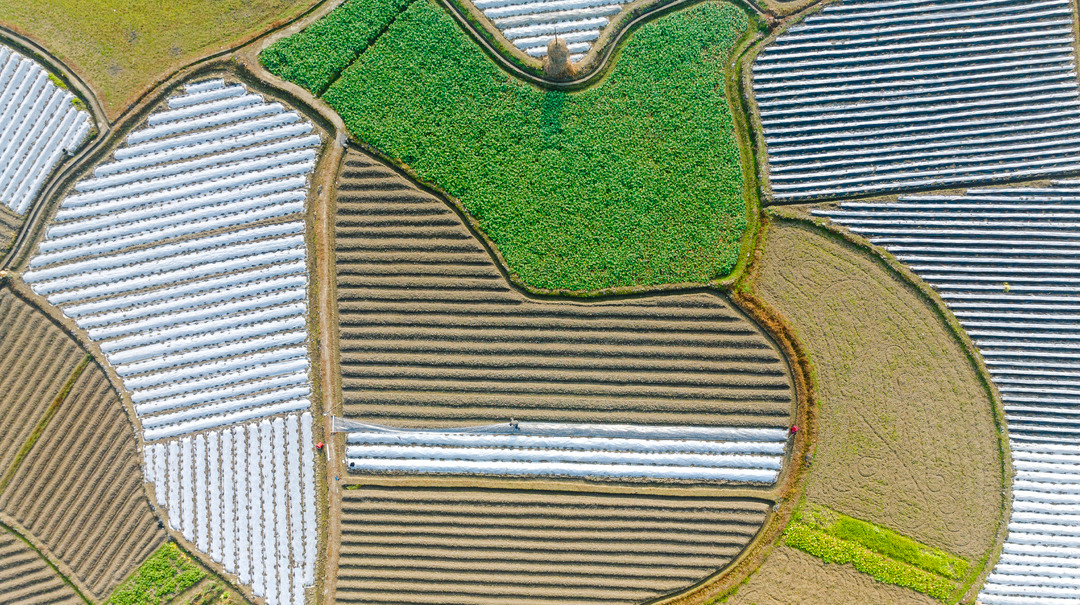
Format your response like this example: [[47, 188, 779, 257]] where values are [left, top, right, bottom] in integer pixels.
[[264, 0, 751, 291], [0, 0, 319, 119]]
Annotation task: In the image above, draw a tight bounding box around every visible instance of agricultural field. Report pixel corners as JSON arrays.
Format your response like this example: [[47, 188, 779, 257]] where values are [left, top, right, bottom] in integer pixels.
[[0, 528, 82, 605], [0, 0, 319, 119], [275, 0, 751, 291], [331, 147, 795, 598], [334, 152, 793, 428], [0, 283, 168, 600], [19, 76, 324, 605], [4, 0, 1077, 602], [753, 0, 1080, 201], [336, 485, 771, 605], [731, 218, 1007, 602], [818, 187, 1080, 603]]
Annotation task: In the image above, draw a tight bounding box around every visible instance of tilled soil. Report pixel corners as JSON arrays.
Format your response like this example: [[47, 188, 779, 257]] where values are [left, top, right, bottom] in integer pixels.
[[1, 360, 167, 600], [334, 152, 795, 428], [725, 546, 939, 605], [0, 286, 82, 477], [337, 485, 770, 605], [0, 528, 82, 605], [751, 219, 1004, 558]]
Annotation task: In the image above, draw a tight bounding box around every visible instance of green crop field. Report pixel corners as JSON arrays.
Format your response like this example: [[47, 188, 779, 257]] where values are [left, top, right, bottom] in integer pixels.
[[261, 0, 412, 95], [269, 0, 751, 291]]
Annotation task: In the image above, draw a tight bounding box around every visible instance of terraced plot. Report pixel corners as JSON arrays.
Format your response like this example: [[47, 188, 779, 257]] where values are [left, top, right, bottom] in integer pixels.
[[818, 189, 1080, 604], [335, 152, 794, 428], [337, 486, 771, 605], [1, 359, 167, 600], [754, 0, 1080, 201], [0, 285, 83, 475], [0, 44, 91, 216], [0, 529, 82, 605], [23, 77, 322, 605]]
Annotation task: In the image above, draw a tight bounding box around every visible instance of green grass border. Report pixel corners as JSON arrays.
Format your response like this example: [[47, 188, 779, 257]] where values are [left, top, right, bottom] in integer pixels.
[[0, 521, 92, 604]]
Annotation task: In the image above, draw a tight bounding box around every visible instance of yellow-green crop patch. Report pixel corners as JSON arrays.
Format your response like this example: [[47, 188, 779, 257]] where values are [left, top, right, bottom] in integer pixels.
[[784, 504, 970, 602]]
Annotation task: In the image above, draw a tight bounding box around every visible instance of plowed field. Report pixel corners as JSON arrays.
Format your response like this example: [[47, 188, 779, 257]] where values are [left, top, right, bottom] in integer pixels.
[[1, 360, 167, 599], [0, 286, 82, 475], [337, 485, 771, 605], [335, 152, 795, 428], [0, 528, 82, 605]]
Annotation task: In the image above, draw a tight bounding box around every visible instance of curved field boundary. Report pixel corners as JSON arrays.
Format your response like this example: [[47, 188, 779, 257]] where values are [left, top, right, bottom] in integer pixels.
[[336, 484, 775, 605], [0, 57, 341, 605], [760, 208, 1012, 604], [815, 189, 1080, 603], [0, 281, 169, 601], [0, 27, 102, 271]]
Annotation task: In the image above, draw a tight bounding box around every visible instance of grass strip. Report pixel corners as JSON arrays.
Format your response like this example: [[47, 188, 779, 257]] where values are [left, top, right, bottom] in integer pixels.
[[106, 542, 206, 605], [0, 353, 91, 496], [797, 503, 969, 581], [321, 0, 750, 291], [784, 523, 957, 602], [261, 0, 415, 95]]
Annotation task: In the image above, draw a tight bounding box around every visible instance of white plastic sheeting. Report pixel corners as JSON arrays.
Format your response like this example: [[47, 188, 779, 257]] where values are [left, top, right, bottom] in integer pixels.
[[817, 185, 1080, 604], [753, 0, 1080, 201], [26, 78, 321, 605], [472, 0, 625, 62], [0, 44, 91, 214], [145, 412, 317, 605], [345, 421, 787, 483], [23, 78, 319, 440]]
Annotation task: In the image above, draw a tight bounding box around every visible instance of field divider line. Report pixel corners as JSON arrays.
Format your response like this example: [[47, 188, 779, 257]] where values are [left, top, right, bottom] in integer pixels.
[[0, 352, 91, 496], [0, 519, 93, 605]]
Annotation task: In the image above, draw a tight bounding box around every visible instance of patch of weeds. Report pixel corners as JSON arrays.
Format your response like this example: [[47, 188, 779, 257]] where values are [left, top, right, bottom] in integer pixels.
[[47, 73, 67, 90]]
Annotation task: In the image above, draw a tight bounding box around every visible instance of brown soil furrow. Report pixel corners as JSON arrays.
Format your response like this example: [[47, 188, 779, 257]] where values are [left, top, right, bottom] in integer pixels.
[[339, 511, 768, 528], [1, 358, 166, 600], [339, 354, 787, 376], [335, 149, 794, 432], [339, 560, 709, 579], [0, 530, 81, 605], [338, 338, 781, 362], [336, 486, 766, 605], [336, 580, 656, 602]]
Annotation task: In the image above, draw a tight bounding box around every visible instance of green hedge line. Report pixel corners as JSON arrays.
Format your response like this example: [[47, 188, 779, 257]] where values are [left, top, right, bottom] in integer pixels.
[[260, 0, 413, 95]]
